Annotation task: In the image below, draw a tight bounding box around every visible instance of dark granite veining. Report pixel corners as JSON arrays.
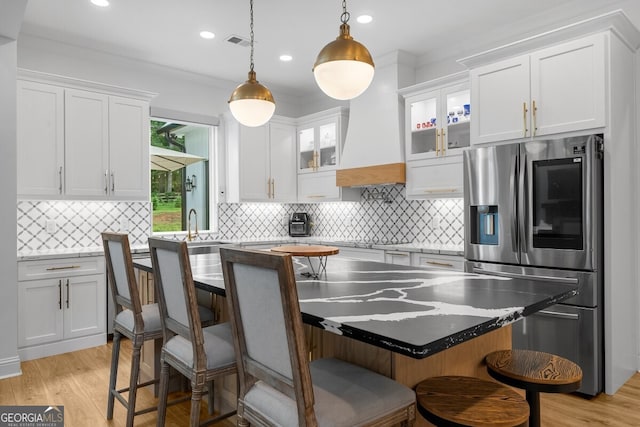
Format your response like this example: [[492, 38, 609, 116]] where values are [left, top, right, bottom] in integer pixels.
[[133, 254, 577, 359]]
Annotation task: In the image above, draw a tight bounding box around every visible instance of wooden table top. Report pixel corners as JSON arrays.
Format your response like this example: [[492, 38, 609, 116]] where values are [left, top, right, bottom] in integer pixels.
[[270, 245, 340, 257]]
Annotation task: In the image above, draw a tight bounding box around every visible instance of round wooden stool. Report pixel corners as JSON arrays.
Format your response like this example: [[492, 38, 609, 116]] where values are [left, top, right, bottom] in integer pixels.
[[415, 376, 529, 427], [485, 349, 583, 427]]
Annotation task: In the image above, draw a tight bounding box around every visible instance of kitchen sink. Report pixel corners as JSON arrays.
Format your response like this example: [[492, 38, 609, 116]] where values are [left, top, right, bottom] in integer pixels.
[[187, 241, 236, 255]]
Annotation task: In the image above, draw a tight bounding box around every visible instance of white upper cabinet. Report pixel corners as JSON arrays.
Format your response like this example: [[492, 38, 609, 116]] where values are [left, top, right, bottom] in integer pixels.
[[400, 74, 469, 199], [238, 119, 297, 202], [470, 34, 605, 145], [297, 109, 346, 174], [296, 107, 358, 203], [404, 81, 470, 161], [108, 96, 150, 198], [17, 81, 65, 196], [17, 71, 153, 200], [64, 89, 110, 197]]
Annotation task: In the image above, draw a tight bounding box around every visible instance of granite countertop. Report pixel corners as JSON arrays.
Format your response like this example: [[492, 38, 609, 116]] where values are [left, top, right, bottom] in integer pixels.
[[133, 253, 577, 359], [18, 237, 463, 261]]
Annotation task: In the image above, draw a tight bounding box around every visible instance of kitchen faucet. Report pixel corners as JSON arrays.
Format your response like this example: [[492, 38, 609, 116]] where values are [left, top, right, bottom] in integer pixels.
[[187, 208, 198, 241]]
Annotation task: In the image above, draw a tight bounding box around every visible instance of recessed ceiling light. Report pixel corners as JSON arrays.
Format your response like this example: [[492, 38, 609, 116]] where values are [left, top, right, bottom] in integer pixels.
[[356, 15, 373, 24], [279, 54, 293, 62], [91, 0, 110, 7], [200, 31, 215, 40]]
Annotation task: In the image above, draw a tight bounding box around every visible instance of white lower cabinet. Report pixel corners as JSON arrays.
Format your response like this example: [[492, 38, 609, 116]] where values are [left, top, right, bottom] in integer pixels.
[[384, 250, 411, 266], [18, 256, 106, 361], [410, 253, 464, 271], [335, 247, 384, 262]]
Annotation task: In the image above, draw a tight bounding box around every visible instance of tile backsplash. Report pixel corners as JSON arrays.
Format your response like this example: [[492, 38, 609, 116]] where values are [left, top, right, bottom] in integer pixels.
[[17, 186, 464, 252], [17, 200, 151, 251], [218, 185, 464, 246]]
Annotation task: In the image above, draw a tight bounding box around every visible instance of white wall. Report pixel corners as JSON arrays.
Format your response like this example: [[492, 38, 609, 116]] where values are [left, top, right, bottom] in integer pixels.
[[0, 0, 26, 379], [17, 33, 314, 120]]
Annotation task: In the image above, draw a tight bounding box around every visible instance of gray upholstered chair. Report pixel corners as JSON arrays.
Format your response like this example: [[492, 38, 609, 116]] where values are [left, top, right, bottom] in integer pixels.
[[103, 232, 216, 427], [148, 237, 236, 427], [103, 232, 165, 427], [219, 247, 416, 427]]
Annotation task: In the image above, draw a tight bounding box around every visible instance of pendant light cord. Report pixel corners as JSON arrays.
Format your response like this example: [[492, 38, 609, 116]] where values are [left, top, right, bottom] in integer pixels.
[[249, 0, 255, 72], [341, 0, 350, 24]]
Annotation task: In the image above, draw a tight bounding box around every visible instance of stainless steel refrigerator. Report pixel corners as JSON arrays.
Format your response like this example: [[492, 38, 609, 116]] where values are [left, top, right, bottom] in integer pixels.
[[464, 134, 603, 395]]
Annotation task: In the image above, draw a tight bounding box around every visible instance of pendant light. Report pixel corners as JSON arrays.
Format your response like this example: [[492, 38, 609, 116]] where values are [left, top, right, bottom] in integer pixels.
[[313, 0, 375, 100], [228, 0, 275, 127]]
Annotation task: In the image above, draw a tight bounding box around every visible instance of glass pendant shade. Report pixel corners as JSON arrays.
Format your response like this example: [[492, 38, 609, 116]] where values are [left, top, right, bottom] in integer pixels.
[[313, 23, 375, 100], [229, 70, 275, 127]]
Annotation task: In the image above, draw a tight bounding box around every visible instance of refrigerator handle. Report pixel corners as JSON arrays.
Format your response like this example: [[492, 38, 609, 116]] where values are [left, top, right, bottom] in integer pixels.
[[510, 154, 518, 253], [519, 152, 528, 253]]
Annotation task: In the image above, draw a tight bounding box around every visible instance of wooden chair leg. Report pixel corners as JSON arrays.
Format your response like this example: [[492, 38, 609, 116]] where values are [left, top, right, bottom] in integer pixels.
[[126, 340, 142, 427], [237, 400, 249, 427], [156, 358, 171, 427], [106, 331, 121, 420], [206, 380, 215, 415], [190, 385, 203, 427]]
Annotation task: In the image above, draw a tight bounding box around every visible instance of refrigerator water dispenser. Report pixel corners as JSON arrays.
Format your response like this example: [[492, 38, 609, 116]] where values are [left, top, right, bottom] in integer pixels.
[[470, 205, 499, 245]]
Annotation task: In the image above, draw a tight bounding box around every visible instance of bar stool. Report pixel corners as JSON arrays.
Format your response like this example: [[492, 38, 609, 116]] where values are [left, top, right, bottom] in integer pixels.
[[485, 349, 583, 427], [103, 232, 216, 427], [415, 376, 529, 427]]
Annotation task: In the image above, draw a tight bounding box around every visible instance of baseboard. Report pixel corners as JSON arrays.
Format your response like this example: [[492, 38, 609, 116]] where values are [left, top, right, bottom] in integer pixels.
[[18, 334, 106, 361], [0, 355, 22, 379]]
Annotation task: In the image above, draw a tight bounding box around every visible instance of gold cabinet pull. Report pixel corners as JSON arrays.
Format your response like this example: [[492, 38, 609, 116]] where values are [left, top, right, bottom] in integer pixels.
[[441, 128, 446, 155], [523, 102, 529, 137], [426, 260, 454, 267], [46, 265, 80, 271], [267, 178, 271, 198], [532, 99, 538, 136], [435, 129, 441, 156]]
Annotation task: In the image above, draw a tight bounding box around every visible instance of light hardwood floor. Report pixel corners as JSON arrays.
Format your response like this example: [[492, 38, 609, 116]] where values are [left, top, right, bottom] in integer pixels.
[[1, 340, 639, 426]]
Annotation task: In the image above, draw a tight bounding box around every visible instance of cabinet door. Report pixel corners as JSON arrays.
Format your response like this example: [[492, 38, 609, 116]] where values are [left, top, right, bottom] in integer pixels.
[[470, 55, 530, 144], [239, 125, 270, 201], [65, 89, 109, 197], [406, 155, 463, 199], [411, 253, 464, 271], [18, 279, 64, 347], [384, 251, 411, 265], [442, 85, 471, 155], [298, 126, 316, 173], [317, 120, 338, 170], [530, 34, 605, 136], [17, 81, 65, 197], [63, 274, 106, 340], [109, 96, 150, 199], [298, 170, 340, 202], [406, 89, 440, 160], [335, 247, 385, 262], [269, 122, 297, 202]]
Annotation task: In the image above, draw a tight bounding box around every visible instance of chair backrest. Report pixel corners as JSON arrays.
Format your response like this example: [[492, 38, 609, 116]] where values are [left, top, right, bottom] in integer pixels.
[[219, 247, 315, 425], [102, 232, 143, 327], [148, 237, 207, 370]]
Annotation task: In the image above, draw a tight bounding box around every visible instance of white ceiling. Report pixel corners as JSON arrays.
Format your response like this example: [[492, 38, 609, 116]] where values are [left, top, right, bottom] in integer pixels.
[[19, 0, 632, 96]]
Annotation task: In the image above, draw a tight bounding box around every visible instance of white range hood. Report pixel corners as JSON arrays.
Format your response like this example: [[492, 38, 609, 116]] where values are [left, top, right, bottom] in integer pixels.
[[337, 51, 416, 187]]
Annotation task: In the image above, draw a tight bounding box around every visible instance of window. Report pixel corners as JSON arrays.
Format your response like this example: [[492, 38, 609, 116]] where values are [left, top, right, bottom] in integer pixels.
[[150, 119, 217, 233]]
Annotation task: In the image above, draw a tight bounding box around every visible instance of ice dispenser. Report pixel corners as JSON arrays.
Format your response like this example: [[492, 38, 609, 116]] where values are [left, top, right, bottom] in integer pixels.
[[470, 205, 498, 245]]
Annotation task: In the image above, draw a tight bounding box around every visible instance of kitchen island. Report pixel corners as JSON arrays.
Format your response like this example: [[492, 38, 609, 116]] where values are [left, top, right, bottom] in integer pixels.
[[134, 251, 577, 425]]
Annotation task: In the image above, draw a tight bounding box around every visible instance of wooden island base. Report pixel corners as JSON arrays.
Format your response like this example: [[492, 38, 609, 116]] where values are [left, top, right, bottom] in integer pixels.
[[308, 325, 512, 427]]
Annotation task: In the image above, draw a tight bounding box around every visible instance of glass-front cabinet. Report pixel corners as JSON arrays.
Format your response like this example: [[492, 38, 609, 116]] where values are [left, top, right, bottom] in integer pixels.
[[400, 73, 470, 199], [298, 118, 339, 173], [405, 81, 470, 161]]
